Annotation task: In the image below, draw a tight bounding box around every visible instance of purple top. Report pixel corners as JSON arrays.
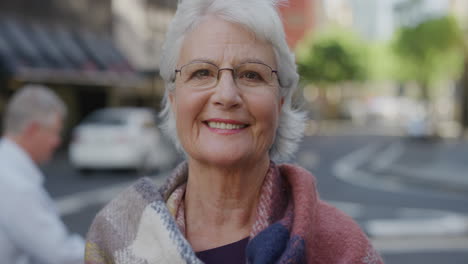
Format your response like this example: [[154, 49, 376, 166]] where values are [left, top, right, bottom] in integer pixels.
[[195, 237, 249, 264]]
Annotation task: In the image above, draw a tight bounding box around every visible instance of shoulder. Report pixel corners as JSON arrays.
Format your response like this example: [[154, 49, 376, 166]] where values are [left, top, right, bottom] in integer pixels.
[[85, 177, 194, 263], [93, 177, 161, 219], [86, 177, 161, 241], [312, 201, 383, 263], [277, 163, 318, 188], [0, 164, 34, 193], [277, 163, 382, 263], [315, 201, 367, 243]]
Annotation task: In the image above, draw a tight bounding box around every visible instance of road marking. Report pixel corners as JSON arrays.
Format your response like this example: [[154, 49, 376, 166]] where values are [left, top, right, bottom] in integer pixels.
[[391, 164, 468, 191], [372, 236, 468, 253], [331, 141, 468, 246], [332, 142, 407, 192], [55, 173, 169, 216], [366, 214, 468, 238], [370, 142, 404, 172], [334, 143, 381, 176], [333, 140, 468, 198]]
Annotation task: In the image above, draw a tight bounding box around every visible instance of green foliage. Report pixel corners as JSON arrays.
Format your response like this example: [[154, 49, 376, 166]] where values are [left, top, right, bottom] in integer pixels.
[[296, 28, 368, 87], [392, 15, 465, 86], [366, 42, 400, 81]]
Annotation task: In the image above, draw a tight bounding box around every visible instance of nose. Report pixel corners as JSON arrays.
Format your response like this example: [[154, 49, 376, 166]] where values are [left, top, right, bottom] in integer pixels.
[[211, 70, 243, 109]]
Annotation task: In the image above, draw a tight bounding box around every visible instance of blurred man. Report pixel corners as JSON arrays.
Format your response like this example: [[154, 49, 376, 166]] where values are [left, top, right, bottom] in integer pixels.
[[0, 85, 84, 264]]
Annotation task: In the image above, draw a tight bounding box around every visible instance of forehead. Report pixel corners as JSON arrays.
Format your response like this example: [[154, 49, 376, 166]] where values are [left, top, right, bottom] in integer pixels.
[[179, 16, 276, 67]]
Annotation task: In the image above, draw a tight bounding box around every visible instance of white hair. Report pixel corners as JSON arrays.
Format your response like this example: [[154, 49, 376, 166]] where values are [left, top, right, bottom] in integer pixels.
[[159, 0, 306, 162], [3, 84, 67, 134]]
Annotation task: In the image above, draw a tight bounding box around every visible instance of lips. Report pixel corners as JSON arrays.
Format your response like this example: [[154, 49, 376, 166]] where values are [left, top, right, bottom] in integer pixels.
[[204, 119, 249, 130]]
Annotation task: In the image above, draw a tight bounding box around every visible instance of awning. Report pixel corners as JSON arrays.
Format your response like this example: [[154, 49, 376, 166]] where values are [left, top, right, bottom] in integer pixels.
[[0, 18, 145, 87]]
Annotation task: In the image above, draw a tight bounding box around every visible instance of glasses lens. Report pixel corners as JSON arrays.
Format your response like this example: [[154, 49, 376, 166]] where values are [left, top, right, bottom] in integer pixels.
[[180, 62, 218, 88], [235, 63, 275, 87]]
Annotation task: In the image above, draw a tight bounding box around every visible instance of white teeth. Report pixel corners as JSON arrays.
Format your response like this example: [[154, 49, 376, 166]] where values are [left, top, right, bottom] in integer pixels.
[[207, 122, 246, 130]]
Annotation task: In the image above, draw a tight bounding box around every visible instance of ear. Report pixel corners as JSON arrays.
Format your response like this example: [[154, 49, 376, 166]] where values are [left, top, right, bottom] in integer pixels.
[[23, 121, 41, 137]]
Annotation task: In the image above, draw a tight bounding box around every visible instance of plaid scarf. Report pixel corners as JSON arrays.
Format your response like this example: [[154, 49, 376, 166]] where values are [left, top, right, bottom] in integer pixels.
[[85, 162, 383, 264]]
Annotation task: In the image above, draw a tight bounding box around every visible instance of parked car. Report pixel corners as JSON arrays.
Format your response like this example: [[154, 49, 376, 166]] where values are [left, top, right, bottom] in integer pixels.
[[68, 107, 177, 173], [404, 113, 438, 140], [401, 102, 439, 140]]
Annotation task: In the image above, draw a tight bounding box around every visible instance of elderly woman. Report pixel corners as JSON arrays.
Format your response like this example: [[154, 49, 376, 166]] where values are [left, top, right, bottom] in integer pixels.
[[85, 0, 383, 263]]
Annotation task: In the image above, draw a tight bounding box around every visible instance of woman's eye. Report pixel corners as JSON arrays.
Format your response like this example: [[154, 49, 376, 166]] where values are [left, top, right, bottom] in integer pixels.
[[242, 71, 263, 81], [192, 69, 212, 78]]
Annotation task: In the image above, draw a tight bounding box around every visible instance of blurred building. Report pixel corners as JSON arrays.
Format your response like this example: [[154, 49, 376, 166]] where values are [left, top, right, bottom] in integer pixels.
[[316, 0, 452, 41], [0, 0, 131, 125], [349, 0, 395, 41], [450, 0, 468, 28], [318, 0, 354, 29], [393, 0, 449, 28], [112, 0, 176, 106], [0, 0, 112, 33], [0, 0, 176, 137], [278, 0, 316, 49], [113, 0, 175, 72]]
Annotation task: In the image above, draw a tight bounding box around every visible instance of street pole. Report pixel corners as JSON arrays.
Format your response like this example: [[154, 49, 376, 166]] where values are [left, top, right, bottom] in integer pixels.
[[461, 59, 468, 137], [460, 23, 468, 137]]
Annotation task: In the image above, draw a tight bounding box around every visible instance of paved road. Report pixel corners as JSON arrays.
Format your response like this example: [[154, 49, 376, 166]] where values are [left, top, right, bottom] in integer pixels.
[[296, 134, 468, 263], [43, 132, 468, 264]]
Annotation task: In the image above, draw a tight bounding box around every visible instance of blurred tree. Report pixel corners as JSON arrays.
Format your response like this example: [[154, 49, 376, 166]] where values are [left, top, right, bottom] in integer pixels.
[[296, 29, 368, 119], [297, 29, 367, 86], [392, 15, 464, 100]]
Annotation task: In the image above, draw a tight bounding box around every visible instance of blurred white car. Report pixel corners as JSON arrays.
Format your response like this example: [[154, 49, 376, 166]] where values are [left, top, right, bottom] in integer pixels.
[[404, 113, 438, 139], [69, 107, 177, 172]]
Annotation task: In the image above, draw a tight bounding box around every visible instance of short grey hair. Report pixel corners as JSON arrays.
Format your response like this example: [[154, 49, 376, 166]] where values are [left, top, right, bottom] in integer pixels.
[[3, 84, 67, 135], [159, 0, 306, 162]]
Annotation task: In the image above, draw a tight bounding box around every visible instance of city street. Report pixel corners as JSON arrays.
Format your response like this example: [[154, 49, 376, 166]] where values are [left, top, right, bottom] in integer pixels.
[[2, 0, 468, 263], [42, 124, 468, 264]]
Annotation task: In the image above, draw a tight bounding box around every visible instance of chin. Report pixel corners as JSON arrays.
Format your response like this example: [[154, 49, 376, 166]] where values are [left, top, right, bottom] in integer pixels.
[[199, 150, 263, 168]]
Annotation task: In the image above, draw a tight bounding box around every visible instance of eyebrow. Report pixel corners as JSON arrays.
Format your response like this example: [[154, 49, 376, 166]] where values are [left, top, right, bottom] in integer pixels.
[[238, 58, 270, 65], [185, 58, 216, 65], [184, 58, 273, 67]]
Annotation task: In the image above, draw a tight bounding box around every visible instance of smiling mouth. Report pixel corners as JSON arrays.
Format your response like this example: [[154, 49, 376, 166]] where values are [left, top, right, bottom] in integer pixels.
[[205, 121, 248, 130]]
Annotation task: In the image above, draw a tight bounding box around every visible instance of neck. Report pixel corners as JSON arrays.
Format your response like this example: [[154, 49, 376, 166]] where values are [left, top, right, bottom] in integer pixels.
[[5, 134, 34, 160], [184, 157, 270, 251]]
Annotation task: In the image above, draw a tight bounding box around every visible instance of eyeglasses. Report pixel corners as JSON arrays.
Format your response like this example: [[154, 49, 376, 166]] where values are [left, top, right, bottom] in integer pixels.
[[174, 61, 279, 90]]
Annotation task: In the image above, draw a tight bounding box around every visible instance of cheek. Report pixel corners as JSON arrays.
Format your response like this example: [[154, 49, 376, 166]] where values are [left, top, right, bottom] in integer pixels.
[[250, 94, 281, 126], [173, 90, 207, 135], [42, 132, 60, 149], [50, 134, 61, 147]]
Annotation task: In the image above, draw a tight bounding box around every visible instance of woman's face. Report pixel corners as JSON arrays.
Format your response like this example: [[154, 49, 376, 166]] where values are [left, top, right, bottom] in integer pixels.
[[170, 16, 283, 168]]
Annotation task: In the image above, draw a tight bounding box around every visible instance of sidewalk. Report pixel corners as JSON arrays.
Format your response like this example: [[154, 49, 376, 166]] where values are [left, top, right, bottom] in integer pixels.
[[386, 139, 468, 194]]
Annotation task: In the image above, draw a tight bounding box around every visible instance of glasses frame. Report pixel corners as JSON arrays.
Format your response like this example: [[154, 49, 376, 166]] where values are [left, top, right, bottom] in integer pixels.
[[173, 61, 279, 88]]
